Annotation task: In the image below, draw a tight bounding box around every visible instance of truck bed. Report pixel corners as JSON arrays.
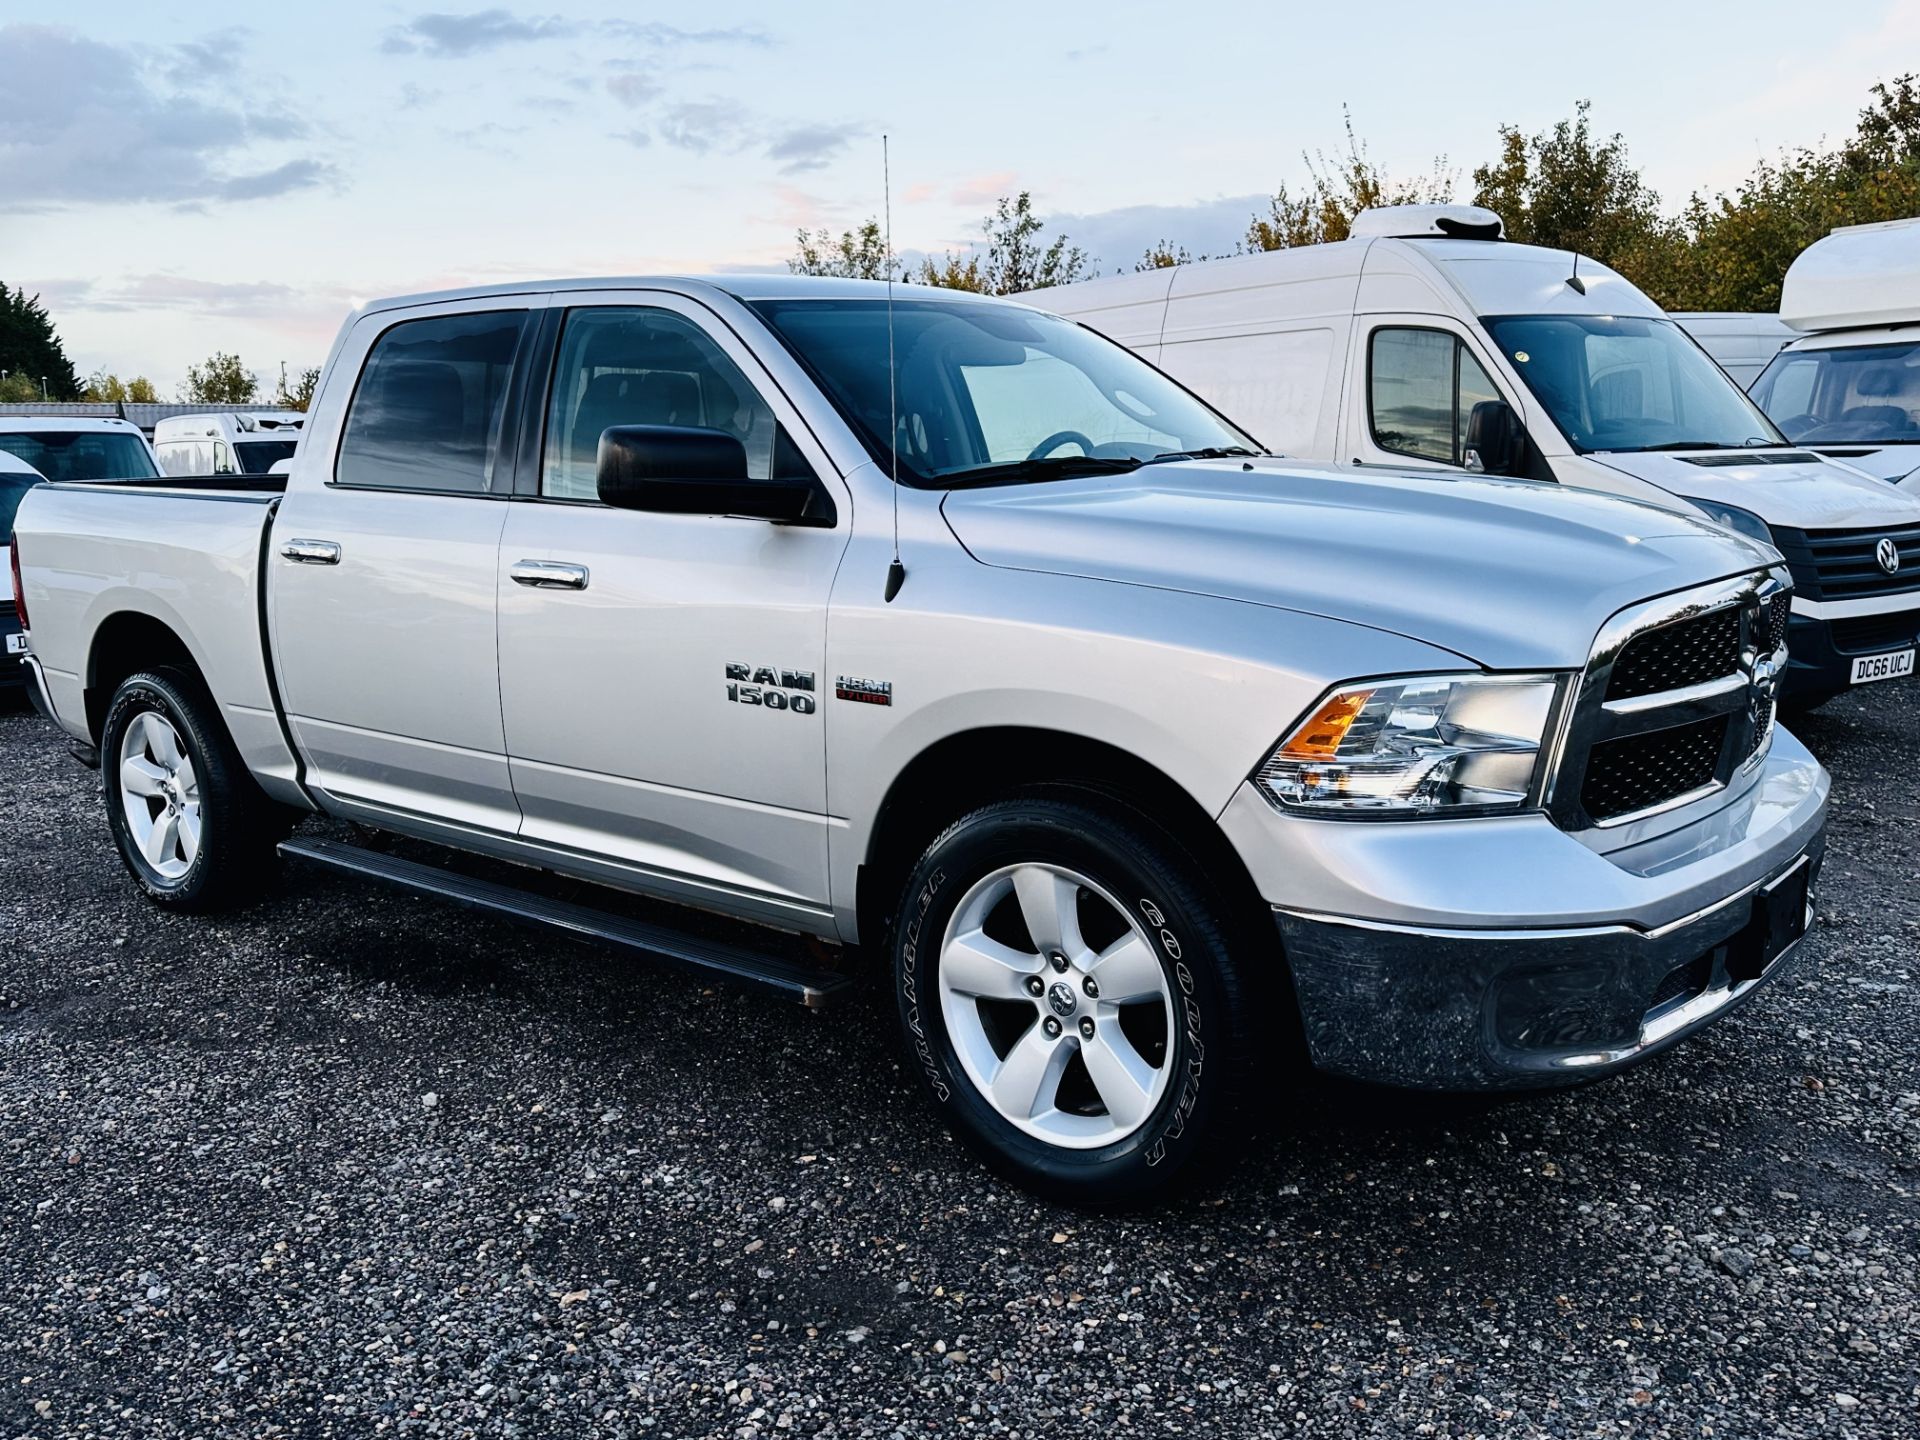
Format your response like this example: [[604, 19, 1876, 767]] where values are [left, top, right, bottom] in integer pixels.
[[12, 477, 304, 800]]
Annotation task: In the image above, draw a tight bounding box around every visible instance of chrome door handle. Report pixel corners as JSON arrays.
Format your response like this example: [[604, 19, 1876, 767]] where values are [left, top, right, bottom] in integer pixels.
[[510, 559, 590, 590], [281, 539, 341, 565]]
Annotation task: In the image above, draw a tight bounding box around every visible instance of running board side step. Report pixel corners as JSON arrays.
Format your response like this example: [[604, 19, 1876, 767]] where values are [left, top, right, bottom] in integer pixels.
[[278, 836, 855, 1009]]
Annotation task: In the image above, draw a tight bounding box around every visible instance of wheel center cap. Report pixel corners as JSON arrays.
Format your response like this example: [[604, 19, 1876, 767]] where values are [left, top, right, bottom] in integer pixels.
[[1046, 982, 1077, 1018]]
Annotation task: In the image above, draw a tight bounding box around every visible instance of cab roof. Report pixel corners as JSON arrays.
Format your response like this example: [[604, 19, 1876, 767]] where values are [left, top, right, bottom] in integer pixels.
[[354, 272, 1024, 317]]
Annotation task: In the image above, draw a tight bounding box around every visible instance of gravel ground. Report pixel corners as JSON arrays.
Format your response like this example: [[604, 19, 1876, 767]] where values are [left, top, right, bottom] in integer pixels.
[[0, 686, 1915, 1440]]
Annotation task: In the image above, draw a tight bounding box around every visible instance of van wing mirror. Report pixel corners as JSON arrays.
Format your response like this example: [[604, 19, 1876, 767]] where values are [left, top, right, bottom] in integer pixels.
[[596, 425, 816, 523], [1463, 399, 1525, 477]]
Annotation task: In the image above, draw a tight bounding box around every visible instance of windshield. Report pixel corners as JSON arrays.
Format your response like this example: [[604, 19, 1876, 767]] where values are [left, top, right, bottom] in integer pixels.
[[0, 431, 158, 482], [235, 438, 299, 473], [1751, 340, 1920, 444], [1481, 314, 1784, 454], [748, 297, 1260, 485], [0, 474, 39, 546]]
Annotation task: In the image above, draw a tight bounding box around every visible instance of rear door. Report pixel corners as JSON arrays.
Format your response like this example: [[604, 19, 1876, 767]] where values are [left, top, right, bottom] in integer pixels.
[[269, 297, 540, 831], [494, 292, 851, 925]]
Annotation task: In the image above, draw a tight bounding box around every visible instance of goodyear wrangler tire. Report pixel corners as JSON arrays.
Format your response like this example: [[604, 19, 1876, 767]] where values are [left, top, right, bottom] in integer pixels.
[[891, 794, 1258, 1204]]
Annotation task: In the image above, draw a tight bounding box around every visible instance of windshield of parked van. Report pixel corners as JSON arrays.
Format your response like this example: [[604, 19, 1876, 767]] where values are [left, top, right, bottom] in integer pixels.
[[236, 439, 299, 473], [748, 297, 1260, 486], [0, 431, 158, 482], [1750, 340, 1920, 443], [1481, 315, 1785, 454], [0, 474, 38, 545]]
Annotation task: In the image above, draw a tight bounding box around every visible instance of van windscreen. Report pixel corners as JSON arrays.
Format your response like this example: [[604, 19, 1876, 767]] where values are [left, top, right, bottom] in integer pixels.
[[1481, 315, 1784, 455], [0, 431, 159, 482]]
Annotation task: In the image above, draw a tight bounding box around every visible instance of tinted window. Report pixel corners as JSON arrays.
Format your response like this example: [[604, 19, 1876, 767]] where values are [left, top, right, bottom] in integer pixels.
[[0, 474, 39, 544], [336, 310, 526, 493], [236, 439, 298, 473], [749, 298, 1257, 486], [0, 431, 157, 482], [1369, 328, 1505, 466], [543, 306, 809, 501]]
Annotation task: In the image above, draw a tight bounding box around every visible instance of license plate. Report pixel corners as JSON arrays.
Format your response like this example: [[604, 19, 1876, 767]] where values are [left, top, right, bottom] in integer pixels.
[[3, 633, 25, 656], [1850, 647, 1914, 685], [1728, 860, 1812, 984]]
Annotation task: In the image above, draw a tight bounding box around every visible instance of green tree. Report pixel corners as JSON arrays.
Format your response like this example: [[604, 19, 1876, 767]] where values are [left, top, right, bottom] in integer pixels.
[[789, 218, 898, 280], [1246, 111, 1454, 250], [0, 373, 42, 403], [1471, 101, 1682, 281], [918, 193, 1094, 295], [275, 365, 320, 412], [1675, 76, 1920, 312], [1137, 240, 1201, 271], [180, 352, 259, 404], [0, 283, 82, 400], [126, 375, 159, 403], [83, 370, 130, 403]]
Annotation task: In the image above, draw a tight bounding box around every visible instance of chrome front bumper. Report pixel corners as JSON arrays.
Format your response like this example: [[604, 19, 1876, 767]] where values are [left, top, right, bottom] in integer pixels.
[[1224, 728, 1831, 1090]]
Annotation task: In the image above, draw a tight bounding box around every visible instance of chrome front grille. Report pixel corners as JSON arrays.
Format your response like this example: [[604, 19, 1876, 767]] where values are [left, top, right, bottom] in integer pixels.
[[1551, 569, 1792, 831]]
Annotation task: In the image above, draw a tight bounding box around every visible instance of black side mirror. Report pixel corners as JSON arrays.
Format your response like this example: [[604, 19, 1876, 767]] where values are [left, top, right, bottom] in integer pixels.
[[596, 425, 819, 523], [1463, 400, 1525, 477]]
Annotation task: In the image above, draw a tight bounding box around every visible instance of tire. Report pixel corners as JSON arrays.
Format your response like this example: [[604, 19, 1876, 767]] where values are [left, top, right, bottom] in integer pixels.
[[100, 668, 290, 912], [891, 793, 1264, 1205]]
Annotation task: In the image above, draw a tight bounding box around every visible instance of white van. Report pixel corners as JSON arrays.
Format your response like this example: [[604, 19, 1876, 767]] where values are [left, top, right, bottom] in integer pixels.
[[153, 411, 305, 477], [1671, 313, 1796, 387], [1745, 218, 1920, 489], [1024, 204, 1920, 705], [0, 415, 158, 484]]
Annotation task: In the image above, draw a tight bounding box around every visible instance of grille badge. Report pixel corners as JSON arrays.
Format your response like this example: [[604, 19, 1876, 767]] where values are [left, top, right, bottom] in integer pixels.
[[1877, 537, 1902, 576]]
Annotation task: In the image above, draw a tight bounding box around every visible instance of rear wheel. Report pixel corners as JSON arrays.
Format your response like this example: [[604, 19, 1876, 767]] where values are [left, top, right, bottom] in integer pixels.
[[892, 794, 1263, 1204], [101, 668, 290, 911]]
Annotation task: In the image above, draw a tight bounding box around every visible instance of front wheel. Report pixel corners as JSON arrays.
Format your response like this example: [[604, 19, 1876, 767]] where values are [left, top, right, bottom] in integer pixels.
[[892, 794, 1263, 1204], [101, 668, 290, 911]]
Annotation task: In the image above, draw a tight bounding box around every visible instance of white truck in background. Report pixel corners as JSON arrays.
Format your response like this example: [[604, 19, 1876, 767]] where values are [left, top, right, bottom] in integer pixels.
[[0, 415, 158, 484], [1745, 217, 1920, 489], [1024, 204, 1920, 708], [153, 411, 305, 477], [1671, 313, 1795, 387]]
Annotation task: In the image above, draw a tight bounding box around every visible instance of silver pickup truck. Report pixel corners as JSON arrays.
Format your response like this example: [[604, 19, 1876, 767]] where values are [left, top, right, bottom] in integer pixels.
[[11, 276, 1829, 1201]]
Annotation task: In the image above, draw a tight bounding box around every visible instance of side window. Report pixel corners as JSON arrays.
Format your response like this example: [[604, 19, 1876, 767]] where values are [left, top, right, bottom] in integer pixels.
[[336, 310, 527, 494], [542, 306, 814, 502], [212, 441, 233, 475], [1369, 327, 1505, 466]]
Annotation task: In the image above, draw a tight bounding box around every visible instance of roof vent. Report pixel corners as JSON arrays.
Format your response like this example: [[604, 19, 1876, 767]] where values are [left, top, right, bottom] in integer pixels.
[[1349, 204, 1505, 241]]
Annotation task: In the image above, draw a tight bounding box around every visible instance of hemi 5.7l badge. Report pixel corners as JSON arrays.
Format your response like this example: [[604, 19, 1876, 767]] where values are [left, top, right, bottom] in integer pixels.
[[835, 676, 893, 706]]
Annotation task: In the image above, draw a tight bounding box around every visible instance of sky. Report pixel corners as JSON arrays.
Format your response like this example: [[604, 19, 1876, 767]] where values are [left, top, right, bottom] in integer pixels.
[[4, 0, 1919, 395]]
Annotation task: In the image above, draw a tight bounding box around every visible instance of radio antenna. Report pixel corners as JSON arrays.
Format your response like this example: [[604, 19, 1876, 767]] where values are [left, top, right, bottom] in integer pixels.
[[883, 133, 907, 603], [1566, 249, 1587, 296]]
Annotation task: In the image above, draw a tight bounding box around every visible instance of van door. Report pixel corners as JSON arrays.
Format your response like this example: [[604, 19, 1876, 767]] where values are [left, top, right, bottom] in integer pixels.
[[494, 293, 850, 927], [1345, 318, 1522, 475], [269, 298, 538, 832]]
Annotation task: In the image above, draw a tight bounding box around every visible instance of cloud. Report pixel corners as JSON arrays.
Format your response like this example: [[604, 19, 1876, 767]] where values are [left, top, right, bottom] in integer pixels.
[[606, 71, 661, 108], [39, 274, 333, 318], [0, 24, 332, 208], [656, 98, 755, 155], [218, 157, 336, 201], [765, 121, 862, 175], [381, 9, 575, 57], [159, 26, 250, 85], [382, 10, 772, 59], [1041, 195, 1267, 271], [950, 171, 1018, 207]]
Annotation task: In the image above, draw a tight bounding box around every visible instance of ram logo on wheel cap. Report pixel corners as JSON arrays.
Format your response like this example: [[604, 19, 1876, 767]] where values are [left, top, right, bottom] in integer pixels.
[[1877, 537, 1902, 576], [1047, 982, 1077, 1017]]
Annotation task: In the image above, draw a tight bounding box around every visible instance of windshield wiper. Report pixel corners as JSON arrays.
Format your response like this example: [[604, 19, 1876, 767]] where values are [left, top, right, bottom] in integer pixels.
[[1142, 445, 1262, 465], [1623, 441, 1729, 452], [938, 455, 1144, 489]]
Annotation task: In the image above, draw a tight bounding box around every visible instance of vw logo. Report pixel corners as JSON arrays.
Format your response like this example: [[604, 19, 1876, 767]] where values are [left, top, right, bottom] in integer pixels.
[[1877, 537, 1902, 576], [1046, 982, 1077, 1018]]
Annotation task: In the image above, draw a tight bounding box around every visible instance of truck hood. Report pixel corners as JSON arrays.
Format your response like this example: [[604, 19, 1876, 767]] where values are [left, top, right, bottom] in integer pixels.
[[1591, 449, 1920, 528], [940, 459, 1778, 670]]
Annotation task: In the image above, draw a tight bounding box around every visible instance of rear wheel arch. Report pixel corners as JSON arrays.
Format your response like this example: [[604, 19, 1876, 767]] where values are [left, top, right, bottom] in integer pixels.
[[85, 611, 201, 745]]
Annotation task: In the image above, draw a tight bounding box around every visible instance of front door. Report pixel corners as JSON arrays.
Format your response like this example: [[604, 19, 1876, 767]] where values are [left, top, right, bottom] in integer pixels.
[[495, 294, 851, 926]]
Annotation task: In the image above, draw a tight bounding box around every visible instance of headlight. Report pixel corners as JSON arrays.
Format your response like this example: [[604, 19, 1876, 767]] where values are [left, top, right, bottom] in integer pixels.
[[1256, 674, 1560, 817], [1692, 501, 1776, 549]]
